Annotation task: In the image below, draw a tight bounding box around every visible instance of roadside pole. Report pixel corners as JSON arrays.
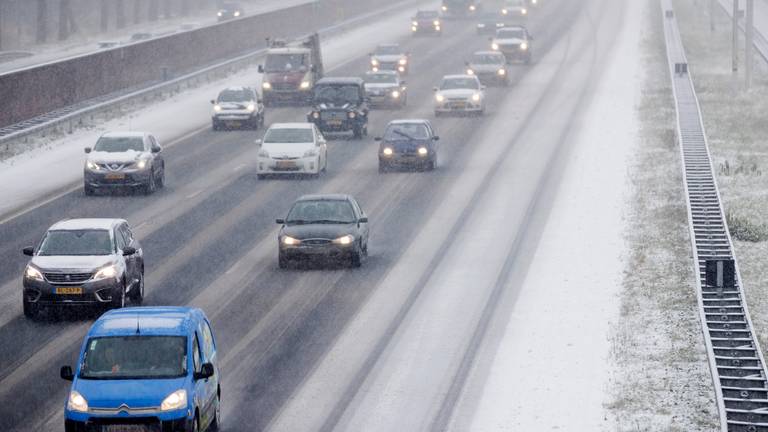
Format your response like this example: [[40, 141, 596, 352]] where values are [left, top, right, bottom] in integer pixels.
[[746, 0, 754, 88], [733, 0, 740, 74]]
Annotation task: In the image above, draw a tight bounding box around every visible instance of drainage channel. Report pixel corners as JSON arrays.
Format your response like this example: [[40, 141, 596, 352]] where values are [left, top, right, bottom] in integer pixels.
[[661, 1, 768, 430]]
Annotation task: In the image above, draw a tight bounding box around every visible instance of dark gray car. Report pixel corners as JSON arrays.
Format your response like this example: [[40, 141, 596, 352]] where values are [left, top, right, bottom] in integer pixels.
[[84, 132, 165, 195], [22, 218, 144, 318], [277, 194, 369, 268]]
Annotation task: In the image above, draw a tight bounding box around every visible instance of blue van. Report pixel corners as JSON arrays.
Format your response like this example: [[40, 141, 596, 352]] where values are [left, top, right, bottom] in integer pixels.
[[60, 307, 221, 432]]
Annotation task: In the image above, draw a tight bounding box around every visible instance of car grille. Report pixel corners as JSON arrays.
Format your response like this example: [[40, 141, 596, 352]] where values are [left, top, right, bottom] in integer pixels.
[[44, 272, 92, 284], [98, 162, 134, 171], [320, 110, 346, 121], [303, 239, 331, 246], [271, 82, 298, 91], [500, 43, 521, 50], [447, 97, 469, 102], [377, 62, 397, 69]]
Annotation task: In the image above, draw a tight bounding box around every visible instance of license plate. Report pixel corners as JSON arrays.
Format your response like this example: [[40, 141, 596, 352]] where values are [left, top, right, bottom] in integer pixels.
[[103, 426, 147, 432], [55, 286, 83, 295], [276, 161, 297, 169], [105, 173, 125, 180], [227, 121, 242, 127], [450, 103, 467, 109], [327, 120, 343, 126]]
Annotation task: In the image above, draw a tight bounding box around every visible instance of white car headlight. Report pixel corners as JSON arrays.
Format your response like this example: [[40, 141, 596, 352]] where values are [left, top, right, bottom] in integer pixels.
[[213, 104, 222, 112], [398, 58, 407, 65], [466, 69, 474, 75], [282, 236, 300, 246], [411, 25, 418, 32], [472, 93, 481, 102], [498, 68, 506, 75], [441, 5, 447, 10], [312, 111, 320, 119], [412, 20, 418, 26], [382, 147, 394, 156], [435, 94, 445, 102], [491, 43, 499, 50], [332, 234, 354, 246], [520, 42, 528, 50], [371, 59, 379, 66], [93, 264, 117, 281], [469, 4, 476, 10], [348, 111, 356, 119], [391, 90, 400, 98], [502, 8, 508, 14], [247, 103, 256, 111], [418, 147, 428, 156], [262, 82, 272, 90], [160, 389, 187, 411], [86, 161, 100, 171], [217, 11, 223, 17], [25, 265, 43, 281], [233, 11, 241, 17], [521, 8, 528, 14], [300, 81, 311, 89], [433, 20, 440, 26], [136, 159, 148, 170], [68, 391, 88, 413]]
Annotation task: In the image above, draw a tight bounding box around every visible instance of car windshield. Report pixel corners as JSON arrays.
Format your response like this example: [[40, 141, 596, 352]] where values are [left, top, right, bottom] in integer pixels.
[[218, 89, 252, 102], [441, 78, 479, 90], [416, 11, 439, 19], [94, 136, 144, 153], [498, 28, 525, 39], [38, 230, 113, 256], [286, 200, 357, 224], [263, 128, 314, 144], [375, 45, 402, 55], [314, 85, 361, 103], [80, 336, 187, 380], [264, 53, 308, 73], [384, 124, 430, 140], [366, 73, 398, 84], [473, 53, 504, 64]]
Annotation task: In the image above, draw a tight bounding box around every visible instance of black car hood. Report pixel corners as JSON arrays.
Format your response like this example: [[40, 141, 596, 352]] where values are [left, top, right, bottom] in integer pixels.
[[281, 223, 358, 240], [383, 138, 431, 151]]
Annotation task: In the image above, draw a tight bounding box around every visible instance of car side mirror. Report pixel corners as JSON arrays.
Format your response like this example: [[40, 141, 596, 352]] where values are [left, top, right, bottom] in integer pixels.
[[276, 218, 285, 224], [254, 139, 262, 145], [432, 87, 438, 92], [60, 365, 74, 381], [84, 147, 92, 154], [194, 362, 214, 380], [151, 145, 162, 153], [359, 217, 368, 223], [210, 99, 215, 105], [22, 246, 34, 256], [433, 136, 440, 141], [374, 137, 382, 141], [310, 64, 317, 73], [258, 65, 264, 73], [122, 246, 137, 256], [400, 81, 406, 86]]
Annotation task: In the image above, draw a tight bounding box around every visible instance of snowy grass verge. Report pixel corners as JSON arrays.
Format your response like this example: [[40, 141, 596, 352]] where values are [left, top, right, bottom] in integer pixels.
[[603, 1, 720, 430]]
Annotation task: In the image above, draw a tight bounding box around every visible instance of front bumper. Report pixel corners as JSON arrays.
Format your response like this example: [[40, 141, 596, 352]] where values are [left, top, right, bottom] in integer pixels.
[[84, 169, 151, 188], [309, 117, 362, 133], [65, 412, 190, 432], [23, 276, 121, 307], [380, 152, 433, 167], [258, 156, 320, 174], [435, 100, 483, 113], [280, 243, 355, 261]]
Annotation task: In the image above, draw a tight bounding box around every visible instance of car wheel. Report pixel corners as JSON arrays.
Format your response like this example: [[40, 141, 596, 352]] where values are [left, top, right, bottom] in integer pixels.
[[23, 298, 39, 319], [350, 247, 363, 268], [188, 416, 199, 432], [212, 120, 220, 131], [257, 174, 267, 180], [278, 252, 289, 269], [132, 271, 144, 305], [210, 394, 221, 431], [111, 282, 126, 309], [157, 168, 165, 189], [84, 183, 95, 196], [250, 117, 260, 130], [144, 172, 156, 195], [378, 161, 388, 173]]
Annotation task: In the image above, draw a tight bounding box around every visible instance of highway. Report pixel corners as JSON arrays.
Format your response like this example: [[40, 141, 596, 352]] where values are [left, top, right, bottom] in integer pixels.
[[0, 0, 627, 430]]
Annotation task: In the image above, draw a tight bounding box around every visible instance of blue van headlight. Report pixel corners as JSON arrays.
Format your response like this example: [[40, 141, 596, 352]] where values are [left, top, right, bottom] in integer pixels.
[[68, 391, 89, 412], [161, 389, 188, 411]]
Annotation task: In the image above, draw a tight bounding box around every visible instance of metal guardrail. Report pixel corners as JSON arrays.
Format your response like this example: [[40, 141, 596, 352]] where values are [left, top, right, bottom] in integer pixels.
[[716, 0, 768, 65], [0, 0, 420, 149], [661, 1, 768, 430]]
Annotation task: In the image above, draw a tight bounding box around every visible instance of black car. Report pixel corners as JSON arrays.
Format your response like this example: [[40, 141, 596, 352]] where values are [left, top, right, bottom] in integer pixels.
[[22, 218, 144, 318], [377, 120, 439, 172], [277, 194, 369, 268], [307, 77, 369, 139], [217, 2, 243, 21]]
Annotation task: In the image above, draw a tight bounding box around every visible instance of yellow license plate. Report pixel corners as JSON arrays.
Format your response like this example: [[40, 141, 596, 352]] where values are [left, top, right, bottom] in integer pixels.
[[55, 286, 83, 295], [105, 173, 125, 180]]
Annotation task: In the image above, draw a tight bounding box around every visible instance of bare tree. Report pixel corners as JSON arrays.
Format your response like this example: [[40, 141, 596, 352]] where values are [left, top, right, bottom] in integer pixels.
[[36, 0, 48, 43], [116, 0, 126, 28]]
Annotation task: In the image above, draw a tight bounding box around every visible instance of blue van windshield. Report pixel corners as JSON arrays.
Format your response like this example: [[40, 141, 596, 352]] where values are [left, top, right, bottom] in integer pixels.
[[80, 336, 187, 379]]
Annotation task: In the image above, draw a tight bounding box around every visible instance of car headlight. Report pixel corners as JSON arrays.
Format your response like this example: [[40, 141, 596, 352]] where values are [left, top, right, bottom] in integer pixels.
[[304, 148, 318, 157], [520, 42, 528, 50], [217, 11, 223, 17], [411, 25, 418, 32], [418, 147, 428, 156], [371, 59, 379, 66], [466, 69, 474, 75], [472, 93, 481, 102], [93, 264, 117, 281], [25, 265, 43, 281], [412, 20, 418, 26], [247, 103, 256, 111], [441, 5, 447, 10], [521, 8, 528, 14], [213, 104, 222, 112], [391, 90, 400, 98], [136, 159, 148, 170], [311, 111, 320, 119], [498, 68, 506, 75], [348, 111, 356, 119], [86, 161, 100, 171], [433, 20, 440, 26], [382, 147, 394, 156], [399, 58, 407, 65], [233, 11, 241, 17], [160, 389, 187, 412], [68, 391, 88, 413], [491, 43, 499, 50], [300, 81, 311, 89], [469, 4, 476, 10], [262, 82, 272, 90], [435, 94, 445, 102], [332, 234, 354, 246], [502, 8, 508, 14], [282, 236, 300, 246]]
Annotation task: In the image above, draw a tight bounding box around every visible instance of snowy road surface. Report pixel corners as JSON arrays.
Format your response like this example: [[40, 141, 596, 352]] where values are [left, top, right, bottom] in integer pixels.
[[0, 0, 641, 430]]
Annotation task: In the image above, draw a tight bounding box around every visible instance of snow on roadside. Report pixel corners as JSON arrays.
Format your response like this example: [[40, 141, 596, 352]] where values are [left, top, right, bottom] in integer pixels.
[[457, 0, 641, 430], [0, 2, 429, 219]]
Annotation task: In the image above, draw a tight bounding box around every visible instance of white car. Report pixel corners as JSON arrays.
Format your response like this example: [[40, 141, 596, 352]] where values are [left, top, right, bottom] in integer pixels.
[[433, 75, 486, 116], [256, 123, 328, 179], [491, 26, 533, 63], [501, 0, 528, 17]]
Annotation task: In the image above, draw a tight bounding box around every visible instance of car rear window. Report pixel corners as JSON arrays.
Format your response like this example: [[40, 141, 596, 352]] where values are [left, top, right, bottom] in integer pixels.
[[94, 136, 144, 153], [80, 336, 187, 379], [38, 230, 113, 256], [263, 128, 314, 144]]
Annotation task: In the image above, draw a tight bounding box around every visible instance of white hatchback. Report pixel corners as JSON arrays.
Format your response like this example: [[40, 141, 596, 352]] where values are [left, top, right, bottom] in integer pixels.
[[256, 123, 328, 179], [433, 75, 486, 116]]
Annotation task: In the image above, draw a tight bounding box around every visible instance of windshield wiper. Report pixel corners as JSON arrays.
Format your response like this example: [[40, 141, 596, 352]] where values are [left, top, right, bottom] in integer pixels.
[[393, 130, 416, 140], [313, 219, 353, 224]]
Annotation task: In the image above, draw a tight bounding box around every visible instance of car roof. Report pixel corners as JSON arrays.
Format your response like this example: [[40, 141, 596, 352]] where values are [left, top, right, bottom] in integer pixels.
[[499, 25, 527, 31], [219, 86, 252, 92], [100, 131, 147, 139], [267, 47, 310, 54], [49, 218, 125, 231], [443, 74, 477, 80], [88, 307, 203, 338], [365, 70, 398, 76], [296, 194, 353, 202], [268, 122, 314, 129], [316, 77, 365, 85], [376, 43, 401, 49], [473, 50, 504, 56], [388, 119, 431, 125]]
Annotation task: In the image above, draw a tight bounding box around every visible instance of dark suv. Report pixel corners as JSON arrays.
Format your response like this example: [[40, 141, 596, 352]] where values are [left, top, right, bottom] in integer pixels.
[[22, 218, 144, 318], [307, 77, 369, 139]]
